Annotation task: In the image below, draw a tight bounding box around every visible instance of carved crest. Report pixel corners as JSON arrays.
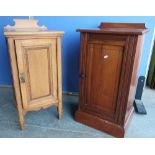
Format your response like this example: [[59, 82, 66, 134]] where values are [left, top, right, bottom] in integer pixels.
[[4, 19, 47, 31]]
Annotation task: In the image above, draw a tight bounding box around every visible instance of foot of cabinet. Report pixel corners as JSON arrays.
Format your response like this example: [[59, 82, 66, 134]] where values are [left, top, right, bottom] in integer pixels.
[[75, 110, 125, 138]]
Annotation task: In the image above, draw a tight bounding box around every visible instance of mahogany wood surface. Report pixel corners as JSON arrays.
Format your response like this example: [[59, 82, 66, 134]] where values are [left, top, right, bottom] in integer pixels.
[[75, 23, 148, 137], [99, 22, 147, 29]]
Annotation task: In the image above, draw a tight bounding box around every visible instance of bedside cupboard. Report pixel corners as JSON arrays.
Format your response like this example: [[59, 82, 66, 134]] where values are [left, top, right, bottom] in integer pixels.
[[75, 23, 148, 137], [4, 19, 64, 129]]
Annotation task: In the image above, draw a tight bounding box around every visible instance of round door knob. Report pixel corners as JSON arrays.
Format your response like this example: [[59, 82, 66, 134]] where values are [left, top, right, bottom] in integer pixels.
[[80, 73, 86, 79]]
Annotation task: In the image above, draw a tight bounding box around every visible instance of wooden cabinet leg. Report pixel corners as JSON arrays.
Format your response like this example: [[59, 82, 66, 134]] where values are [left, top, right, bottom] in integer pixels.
[[57, 103, 62, 119], [57, 37, 62, 120], [19, 114, 25, 130]]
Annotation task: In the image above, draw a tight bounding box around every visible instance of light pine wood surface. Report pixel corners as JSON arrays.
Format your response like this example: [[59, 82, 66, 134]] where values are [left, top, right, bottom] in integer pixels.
[[4, 19, 64, 129]]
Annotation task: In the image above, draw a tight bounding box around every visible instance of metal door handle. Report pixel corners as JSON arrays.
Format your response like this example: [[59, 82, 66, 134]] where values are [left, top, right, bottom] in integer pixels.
[[19, 73, 25, 83]]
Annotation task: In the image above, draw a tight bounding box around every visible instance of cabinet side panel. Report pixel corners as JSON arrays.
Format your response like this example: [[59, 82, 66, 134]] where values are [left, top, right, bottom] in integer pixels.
[[115, 36, 137, 125], [125, 36, 143, 124], [7, 38, 24, 128]]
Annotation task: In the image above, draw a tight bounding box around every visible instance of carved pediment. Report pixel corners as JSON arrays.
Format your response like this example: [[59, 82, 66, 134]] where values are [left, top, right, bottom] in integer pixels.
[[4, 19, 47, 31]]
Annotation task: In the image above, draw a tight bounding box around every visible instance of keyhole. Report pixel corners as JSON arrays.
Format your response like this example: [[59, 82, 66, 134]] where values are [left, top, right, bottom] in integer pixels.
[[102, 54, 109, 60]]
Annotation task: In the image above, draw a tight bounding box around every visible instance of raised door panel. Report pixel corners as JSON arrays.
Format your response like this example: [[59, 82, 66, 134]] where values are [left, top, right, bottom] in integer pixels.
[[82, 43, 124, 120], [15, 39, 57, 111], [27, 48, 50, 99]]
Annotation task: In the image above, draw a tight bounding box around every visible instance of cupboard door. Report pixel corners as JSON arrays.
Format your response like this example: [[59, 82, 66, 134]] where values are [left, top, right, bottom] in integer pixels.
[[82, 43, 124, 120], [15, 39, 58, 111]]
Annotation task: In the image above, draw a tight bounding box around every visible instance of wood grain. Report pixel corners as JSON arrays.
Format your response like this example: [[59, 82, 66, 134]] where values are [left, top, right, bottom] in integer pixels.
[[4, 19, 64, 129], [99, 22, 147, 29], [57, 37, 63, 119], [27, 48, 50, 99], [84, 43, 123, 119], [7, 38, 25, 129], [77, 28, 148, 35], [75, 22, 148, 137], [15, 39, 58, 111]]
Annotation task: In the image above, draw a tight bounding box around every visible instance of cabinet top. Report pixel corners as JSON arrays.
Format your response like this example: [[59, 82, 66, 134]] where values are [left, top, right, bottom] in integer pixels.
[[4, 19, 64, 37], [77, 23, 148, 35], [4, 30, 64, 37]]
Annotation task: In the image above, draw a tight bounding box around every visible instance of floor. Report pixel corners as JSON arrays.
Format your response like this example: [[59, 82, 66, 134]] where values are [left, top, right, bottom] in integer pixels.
[[0, 87, 155, 138]]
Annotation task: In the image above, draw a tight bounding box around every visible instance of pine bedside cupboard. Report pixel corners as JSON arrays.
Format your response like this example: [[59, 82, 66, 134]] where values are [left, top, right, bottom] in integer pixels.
[[75, 23, 148, 137], [4, 19, 64, 129]]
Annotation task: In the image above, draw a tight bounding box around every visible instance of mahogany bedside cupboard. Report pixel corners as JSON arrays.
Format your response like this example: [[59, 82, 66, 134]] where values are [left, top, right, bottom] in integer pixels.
[[75, 23, 148, 137], [4, 19, 64, 129]]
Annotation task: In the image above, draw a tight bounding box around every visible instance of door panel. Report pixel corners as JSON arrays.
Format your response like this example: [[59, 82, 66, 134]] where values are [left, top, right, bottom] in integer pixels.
[[84, 43, 123, 119], [15, 39, 57, 110], [27, 48, 50, 99]]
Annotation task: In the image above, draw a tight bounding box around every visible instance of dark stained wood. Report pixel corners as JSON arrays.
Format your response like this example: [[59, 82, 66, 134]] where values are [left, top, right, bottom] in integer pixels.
[[75, 23, 148, 137], [99, 22, 147, 29], [84, 43, 124, 121], [76, 29, 148, 35], [125, 36, 143, 123], [115, 35, 137, 125], [75, 110, 124, 138], [77, 22, 148, 35]]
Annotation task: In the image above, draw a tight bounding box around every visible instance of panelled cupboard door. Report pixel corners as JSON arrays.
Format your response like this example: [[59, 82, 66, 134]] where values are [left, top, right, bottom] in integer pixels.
[[76, 24, 148, 137], [15, 39, 58, 111], [82, 43, 123, 121]]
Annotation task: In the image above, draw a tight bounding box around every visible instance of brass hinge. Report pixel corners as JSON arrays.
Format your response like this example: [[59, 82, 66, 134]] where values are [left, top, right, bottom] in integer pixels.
[[19, 73, 25, 83]]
